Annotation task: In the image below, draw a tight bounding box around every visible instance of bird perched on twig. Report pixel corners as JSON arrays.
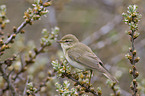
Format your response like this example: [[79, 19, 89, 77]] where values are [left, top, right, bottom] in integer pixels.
[[58, 34, 118, 83]]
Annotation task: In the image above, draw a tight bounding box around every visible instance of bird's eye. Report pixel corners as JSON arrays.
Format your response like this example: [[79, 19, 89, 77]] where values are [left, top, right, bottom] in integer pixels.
[[65, 40, 69, 42]]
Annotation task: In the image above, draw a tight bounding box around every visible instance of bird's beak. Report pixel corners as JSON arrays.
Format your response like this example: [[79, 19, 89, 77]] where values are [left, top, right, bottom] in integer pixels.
[[57, 40, 64, 43]]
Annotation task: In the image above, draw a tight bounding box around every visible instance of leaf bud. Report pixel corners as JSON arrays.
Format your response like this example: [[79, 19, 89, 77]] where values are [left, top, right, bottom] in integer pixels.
[[28, 51, 33, 58], [0, 52, 4, 55], [129, 69, 133, 74], [125, 53, 132, 60], [129, 47, 132, 52], [29, 21, 32, 25], [79, 91, 85, 95], [0, 39, 3, 45], [80, 74, 84, 79], [130, 85, 134, 90], [132, 50, 136, 56], [12, 34, 16, 39], [133, 79, 136, 84], [1, 44, 6, 51], [74, 82, 78, 86], [132, 65, 136, 70], [26, 19, 30, 23], [135, 71, 139, 78], [5, 45, 10, 49], [22, 67, 27, 72], [90, 87, 95, 92], [1, 23, 5, 29], [127, 30, 132, 35], [133, 32, 140, 39], [39, 0, 43, 4], [13, 26, 17, 33], [43, 2, 51, 7], [135, 57, 140, 63], [20, 30, 25, 34]]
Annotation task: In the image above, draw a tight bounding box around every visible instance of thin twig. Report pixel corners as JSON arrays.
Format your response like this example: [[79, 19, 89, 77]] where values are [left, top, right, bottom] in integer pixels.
[[22, 77, 29, 96], [4, 21, 27, 45], [13, 43, 47, 80], [111, 83, 118, 96], [63, 72, 99, 96], [131, 30, 138, 96], [0, 65, 17, 96]]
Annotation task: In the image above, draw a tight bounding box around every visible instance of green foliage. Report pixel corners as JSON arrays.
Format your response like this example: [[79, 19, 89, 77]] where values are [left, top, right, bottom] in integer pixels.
[[0, 5, 10, 29], [26, 82, 37, 95], [122, 5, 141, 31], [0, 0, 144, 95], [106, 79, 120, 96], [123, 4, 141, 96], [23, 0, 50, 24], [51, 58, 71, 77], [41, 27, 59, 46], [55, 80, 78, 96]]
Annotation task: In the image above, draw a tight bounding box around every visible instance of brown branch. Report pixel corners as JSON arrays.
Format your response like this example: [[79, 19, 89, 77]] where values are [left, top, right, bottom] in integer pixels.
[[0, 55, 16, 95], [62, 72, 99, 96], [1, 86, 9, 94], [35, 70, 55, 93], [13, 43, 47, 81], [0, 65, 17, 96], [22, 78, 29, 96], [130, 30, 138, 96], [122, 5, 141, 96], [4, 21, 27, 45], [35, 80, 47, 93], [0, 0, 51, 54], [110, 83, 118, 96]]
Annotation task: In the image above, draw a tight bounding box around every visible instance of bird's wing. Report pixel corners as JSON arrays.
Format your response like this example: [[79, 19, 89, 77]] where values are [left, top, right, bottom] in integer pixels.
[[67, 44, 118, 82], [67, 44, 106, 72]]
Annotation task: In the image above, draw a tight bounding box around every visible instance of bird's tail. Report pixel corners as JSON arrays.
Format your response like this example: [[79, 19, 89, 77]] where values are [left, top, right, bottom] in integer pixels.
[[103, 71, 119, 83], [97, 62, 119, 83]]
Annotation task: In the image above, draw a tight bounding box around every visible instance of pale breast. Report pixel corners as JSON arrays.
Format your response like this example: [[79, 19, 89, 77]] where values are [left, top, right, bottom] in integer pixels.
[[65, 53, 86, 70]]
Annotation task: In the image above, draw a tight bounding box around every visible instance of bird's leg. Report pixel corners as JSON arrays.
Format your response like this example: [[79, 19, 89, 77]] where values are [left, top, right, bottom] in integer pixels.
[[89, 70, 93, 87]]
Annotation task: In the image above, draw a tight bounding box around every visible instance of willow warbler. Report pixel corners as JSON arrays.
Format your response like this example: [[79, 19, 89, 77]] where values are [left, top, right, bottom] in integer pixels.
[[58, 34, 118, 83]]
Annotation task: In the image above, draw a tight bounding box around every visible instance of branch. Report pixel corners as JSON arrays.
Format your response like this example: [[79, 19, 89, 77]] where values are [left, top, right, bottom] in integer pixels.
[[0, 0, 51, 56], [62, 72, 99, 96], [22, 78, 29, 96], [0, 65, 17, 96], [4, 21, 27, 45], [13, 43, 47, 81], [123, 5, 141, 96], [111, 83, 118, 96]]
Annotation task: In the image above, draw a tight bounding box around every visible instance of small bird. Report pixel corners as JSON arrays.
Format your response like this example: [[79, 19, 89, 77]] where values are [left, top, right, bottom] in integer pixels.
[[58, 34, 118, 83]]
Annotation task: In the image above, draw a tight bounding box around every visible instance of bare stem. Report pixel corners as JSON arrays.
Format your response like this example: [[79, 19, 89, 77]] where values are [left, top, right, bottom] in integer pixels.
[[0, 65, 17, 96], [13, 43, 47, 81]]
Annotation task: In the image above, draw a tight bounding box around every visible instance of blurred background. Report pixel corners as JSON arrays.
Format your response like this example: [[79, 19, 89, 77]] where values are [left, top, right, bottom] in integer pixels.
[[1, 0, 145, 95]]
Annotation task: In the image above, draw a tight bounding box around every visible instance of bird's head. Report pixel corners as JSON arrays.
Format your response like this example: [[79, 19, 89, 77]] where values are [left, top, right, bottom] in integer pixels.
[[57, 34, 79, 50]]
